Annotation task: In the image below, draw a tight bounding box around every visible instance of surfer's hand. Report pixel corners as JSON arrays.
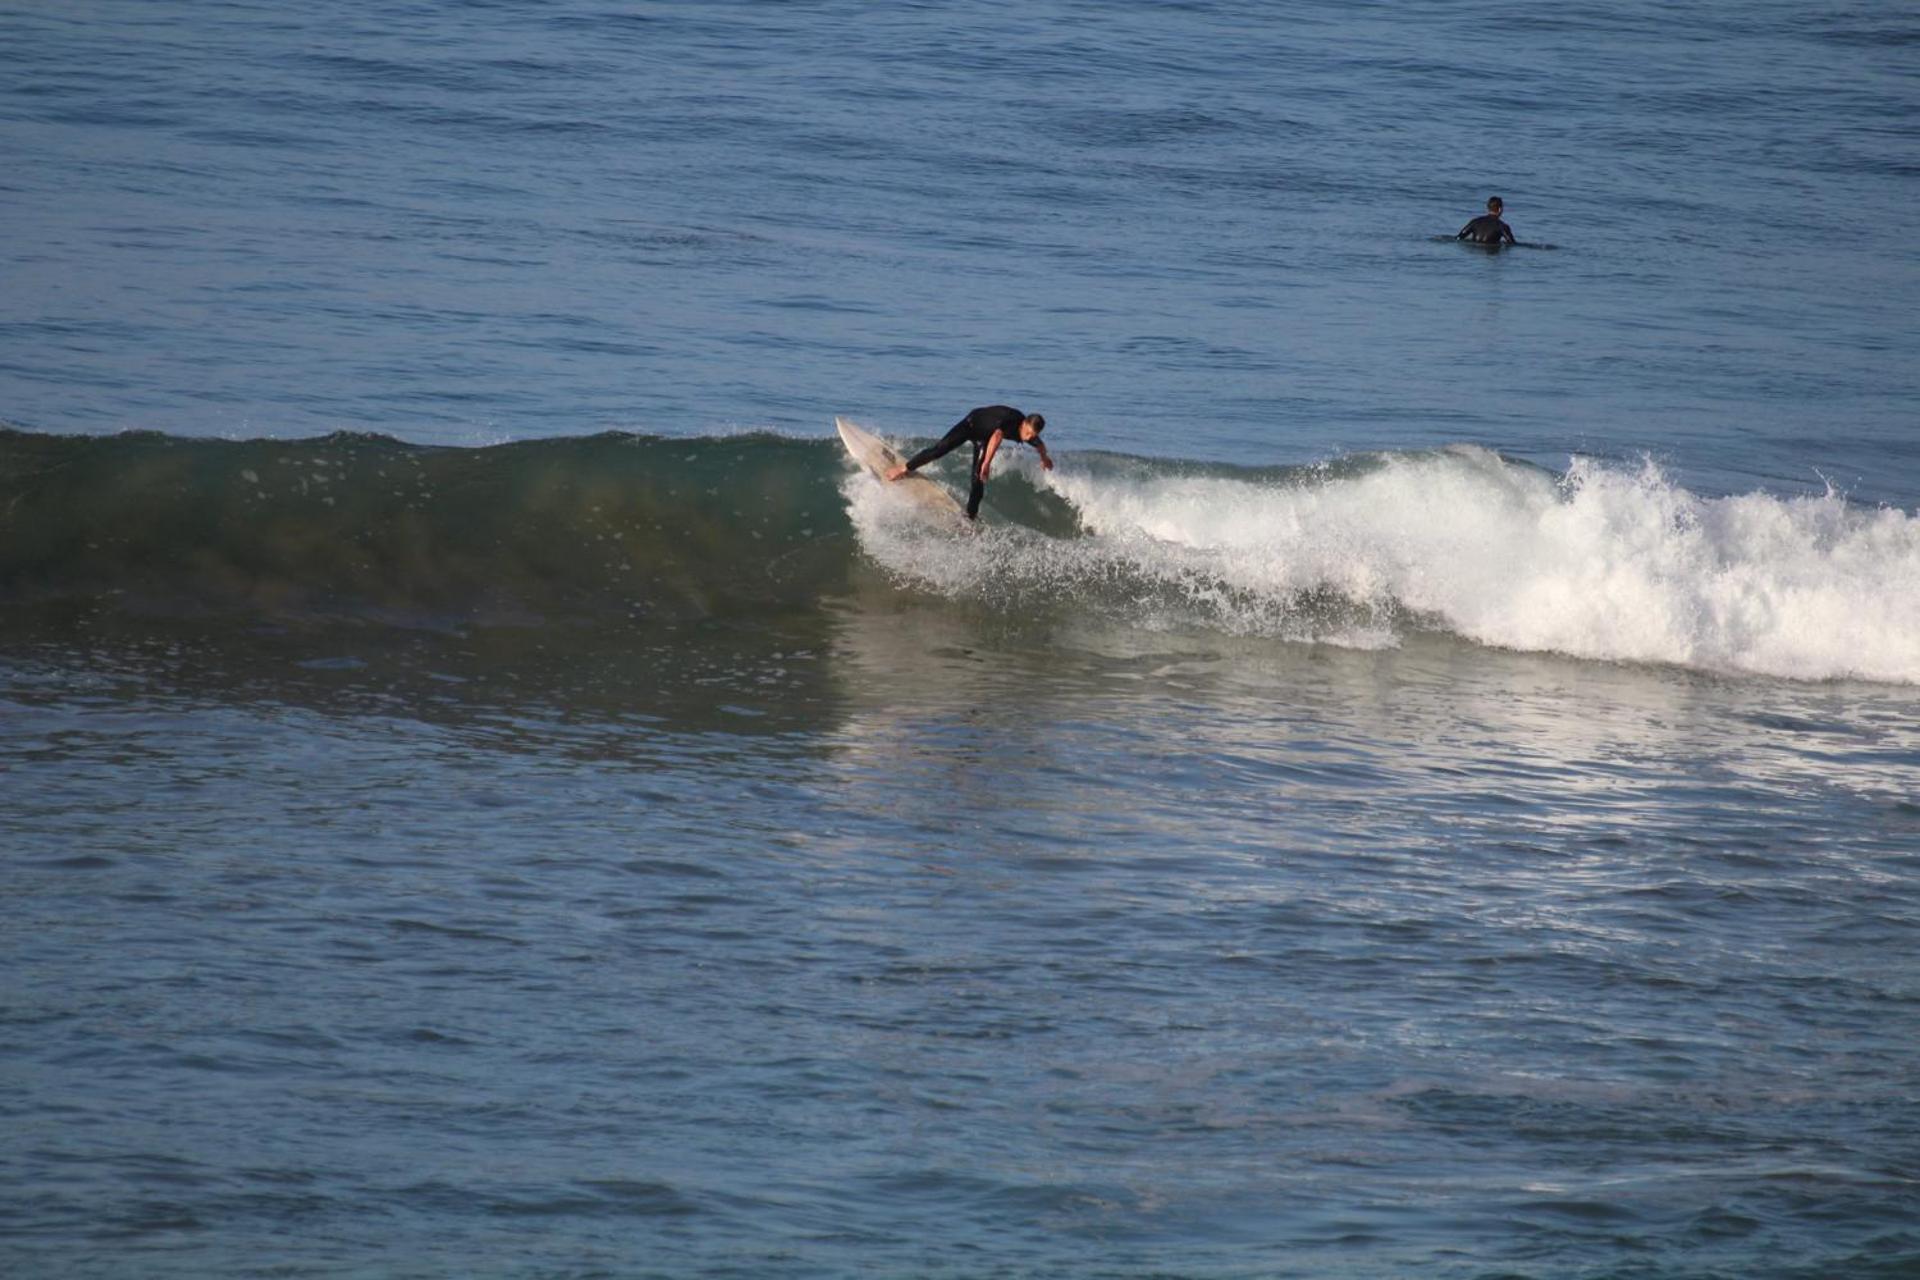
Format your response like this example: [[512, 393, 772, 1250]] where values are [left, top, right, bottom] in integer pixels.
[[885, 465, 907, 481], [1041, 455, 1054, 472]]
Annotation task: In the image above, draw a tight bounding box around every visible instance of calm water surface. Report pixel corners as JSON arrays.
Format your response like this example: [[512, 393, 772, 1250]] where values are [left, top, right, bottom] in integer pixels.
[[3, 2, 1918, 1277]]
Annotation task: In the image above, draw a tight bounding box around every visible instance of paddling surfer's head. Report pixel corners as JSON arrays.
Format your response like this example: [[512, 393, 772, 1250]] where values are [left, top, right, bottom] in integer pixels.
[[1486, 195, 1504, 214], [1018, 413, 1045, 443]]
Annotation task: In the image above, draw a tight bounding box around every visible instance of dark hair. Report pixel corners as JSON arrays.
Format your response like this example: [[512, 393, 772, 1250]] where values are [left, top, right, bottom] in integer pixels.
[[1487, 195, 1504, 210], [1025, 413, 1045, 433]]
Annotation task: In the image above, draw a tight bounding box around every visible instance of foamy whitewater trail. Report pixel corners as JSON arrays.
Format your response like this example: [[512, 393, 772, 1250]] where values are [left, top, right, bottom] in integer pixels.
[[855, 447, 1920, 684]]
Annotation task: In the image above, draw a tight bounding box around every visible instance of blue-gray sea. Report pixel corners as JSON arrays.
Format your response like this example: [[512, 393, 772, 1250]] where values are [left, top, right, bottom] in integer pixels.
[[3, 3, 1919, 1278]]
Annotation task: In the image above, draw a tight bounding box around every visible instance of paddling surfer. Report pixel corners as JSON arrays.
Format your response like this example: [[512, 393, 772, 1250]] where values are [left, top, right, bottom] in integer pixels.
[[1457, 195, 1517, 247], [887, 405, 1052, 520]]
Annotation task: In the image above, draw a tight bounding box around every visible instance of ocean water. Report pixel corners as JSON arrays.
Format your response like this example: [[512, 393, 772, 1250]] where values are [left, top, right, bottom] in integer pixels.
[[3, 2, 1918, 1278]]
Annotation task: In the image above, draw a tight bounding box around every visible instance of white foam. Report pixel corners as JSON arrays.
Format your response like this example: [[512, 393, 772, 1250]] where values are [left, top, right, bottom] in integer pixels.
[[848, 448, 1920, 684]]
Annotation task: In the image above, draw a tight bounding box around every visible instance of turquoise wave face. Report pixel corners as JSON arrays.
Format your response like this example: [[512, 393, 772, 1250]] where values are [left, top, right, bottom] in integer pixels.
[[0, 428, 863, 626]]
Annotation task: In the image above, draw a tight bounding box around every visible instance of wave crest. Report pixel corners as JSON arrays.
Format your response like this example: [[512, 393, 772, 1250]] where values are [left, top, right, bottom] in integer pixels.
[[1020, 445, 1919, 682], [6, 428, 1914, 683]]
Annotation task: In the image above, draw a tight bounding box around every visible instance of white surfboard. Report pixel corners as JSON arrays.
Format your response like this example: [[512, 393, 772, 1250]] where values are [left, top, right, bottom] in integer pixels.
[[835, 416, 969, 526]]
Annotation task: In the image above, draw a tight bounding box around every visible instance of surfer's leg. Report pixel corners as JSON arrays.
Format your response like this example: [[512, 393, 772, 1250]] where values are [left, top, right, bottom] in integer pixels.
[[903, 423, 972, 472], [965, 440, 986, 519]]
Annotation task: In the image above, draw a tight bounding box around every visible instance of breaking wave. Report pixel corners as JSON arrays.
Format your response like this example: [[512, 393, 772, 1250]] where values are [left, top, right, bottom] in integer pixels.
[[854, 439, 1920, 684], [4, 426, 1916, 683]]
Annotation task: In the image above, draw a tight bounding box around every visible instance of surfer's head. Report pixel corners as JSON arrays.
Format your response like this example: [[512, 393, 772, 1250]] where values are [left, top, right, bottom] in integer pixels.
[[1019, 413, 1045, 442], [1486, 195, 1504, 213]]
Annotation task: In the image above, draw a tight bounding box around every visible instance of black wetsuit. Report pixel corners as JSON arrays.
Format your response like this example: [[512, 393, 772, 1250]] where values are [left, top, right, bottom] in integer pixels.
[[903, 405, 1031, 519], [1457, 213, 1517, 246]]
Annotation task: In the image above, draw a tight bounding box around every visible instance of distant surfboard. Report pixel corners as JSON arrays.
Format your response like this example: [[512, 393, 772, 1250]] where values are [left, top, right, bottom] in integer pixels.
[[835, 416, 969, 527], [1429, 234, 1558, 251]]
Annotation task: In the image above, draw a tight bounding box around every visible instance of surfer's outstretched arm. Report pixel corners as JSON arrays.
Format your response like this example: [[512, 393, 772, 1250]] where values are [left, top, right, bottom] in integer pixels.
[[1032, 438, 1054, 471], [976, 429, 1005, 481]]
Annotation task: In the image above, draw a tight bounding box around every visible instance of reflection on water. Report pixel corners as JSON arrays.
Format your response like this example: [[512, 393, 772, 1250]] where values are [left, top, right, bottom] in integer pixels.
[[821, 592, 1920, 858], [3, 589, 1917, 1278]]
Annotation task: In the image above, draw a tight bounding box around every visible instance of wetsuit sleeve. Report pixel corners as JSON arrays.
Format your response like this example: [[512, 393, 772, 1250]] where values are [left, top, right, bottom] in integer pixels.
[[1502, 222, 1517, 244], [1457, 221, 1474, 240]]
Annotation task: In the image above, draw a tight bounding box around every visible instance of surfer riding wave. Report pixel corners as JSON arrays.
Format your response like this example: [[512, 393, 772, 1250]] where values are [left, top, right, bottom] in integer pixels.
[[887, 405, 1052, 520]]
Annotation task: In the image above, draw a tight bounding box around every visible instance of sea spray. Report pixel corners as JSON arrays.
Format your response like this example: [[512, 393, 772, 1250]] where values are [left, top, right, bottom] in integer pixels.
[[1033, 446, 1920, 683]]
